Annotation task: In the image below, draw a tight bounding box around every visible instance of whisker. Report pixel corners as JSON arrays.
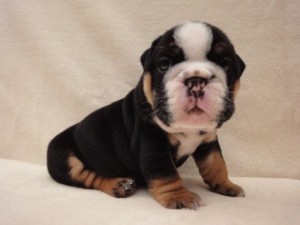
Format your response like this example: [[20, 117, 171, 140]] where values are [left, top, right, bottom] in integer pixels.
[[154, 96, 169, 101], [143, 105, 168, 120]]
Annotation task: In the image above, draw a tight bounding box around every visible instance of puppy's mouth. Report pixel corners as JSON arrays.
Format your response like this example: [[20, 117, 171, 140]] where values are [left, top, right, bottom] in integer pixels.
[[187, 106, 204, 115], [185, 91, 207, 115]]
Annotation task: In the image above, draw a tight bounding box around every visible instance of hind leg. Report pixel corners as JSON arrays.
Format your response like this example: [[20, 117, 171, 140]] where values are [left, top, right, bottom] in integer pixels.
[[47, 126, 136, 198], [68, 155, 136, 198]]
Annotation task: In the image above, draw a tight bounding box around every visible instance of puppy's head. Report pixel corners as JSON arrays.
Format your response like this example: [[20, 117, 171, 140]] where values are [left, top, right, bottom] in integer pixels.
[[141, 21, 245, 133]]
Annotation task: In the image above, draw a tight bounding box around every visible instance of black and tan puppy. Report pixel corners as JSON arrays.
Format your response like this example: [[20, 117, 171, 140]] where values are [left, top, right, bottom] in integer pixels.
[[47, 21, 246, 209]]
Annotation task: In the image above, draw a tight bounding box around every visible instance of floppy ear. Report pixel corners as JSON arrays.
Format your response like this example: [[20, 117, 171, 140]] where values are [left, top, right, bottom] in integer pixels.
[[235, 54, 246, 78], [140, 49, 151, 67], [140, 35, 162, 69]]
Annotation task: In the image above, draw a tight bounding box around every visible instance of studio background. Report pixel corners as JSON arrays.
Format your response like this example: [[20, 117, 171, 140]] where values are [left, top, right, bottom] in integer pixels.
[[1, 0, 299, 179]]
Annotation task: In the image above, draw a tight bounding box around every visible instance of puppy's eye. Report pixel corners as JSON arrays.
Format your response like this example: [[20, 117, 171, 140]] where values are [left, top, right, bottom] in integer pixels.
[[220, 58, 232, 72], [157, 58, 171, 73]]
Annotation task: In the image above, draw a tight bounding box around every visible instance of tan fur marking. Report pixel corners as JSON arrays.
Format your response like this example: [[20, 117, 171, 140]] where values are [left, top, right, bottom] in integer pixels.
[[68, 156, 135, 197], [203, 131, 217, 143], [196, 151, 228, 184], [79, 170, 90, 182], [168, 133, 180, 146], [233, 80, 240, 99], [84, 172, 97, 188], [143, 73, 154, 107], [92, 177, 102, 190], [92, 177, 135, 198], [69, 156, 95, 185], [149, 177, 183, 196], [93, 177, 119, 193], [68, 155, 85, 181], [149, 176, 202, 209], [194, 151, 245, 197]]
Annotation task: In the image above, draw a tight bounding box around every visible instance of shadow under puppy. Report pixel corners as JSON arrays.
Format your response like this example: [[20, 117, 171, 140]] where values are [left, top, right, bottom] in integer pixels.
[[47, 21, 246, 210]]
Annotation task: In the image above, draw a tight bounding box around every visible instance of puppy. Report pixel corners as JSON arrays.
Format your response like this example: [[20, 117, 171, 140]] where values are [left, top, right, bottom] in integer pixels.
[[47, 21, 246, 210]]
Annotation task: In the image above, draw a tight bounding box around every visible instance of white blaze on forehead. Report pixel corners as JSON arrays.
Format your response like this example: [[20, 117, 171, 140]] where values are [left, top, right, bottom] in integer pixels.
[[174, 22, 213, 60]]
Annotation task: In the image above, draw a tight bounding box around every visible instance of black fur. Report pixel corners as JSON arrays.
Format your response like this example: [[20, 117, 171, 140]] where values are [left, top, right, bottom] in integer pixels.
[[47, 22, 245, 189]]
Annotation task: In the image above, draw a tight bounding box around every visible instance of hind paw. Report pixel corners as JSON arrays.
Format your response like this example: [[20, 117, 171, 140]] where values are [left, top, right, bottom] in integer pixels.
[[111, 178, 136, 198]]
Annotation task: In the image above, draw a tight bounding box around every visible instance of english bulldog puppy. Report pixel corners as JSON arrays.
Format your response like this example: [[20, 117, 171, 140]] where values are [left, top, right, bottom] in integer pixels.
[[47, 21, 246, 210]]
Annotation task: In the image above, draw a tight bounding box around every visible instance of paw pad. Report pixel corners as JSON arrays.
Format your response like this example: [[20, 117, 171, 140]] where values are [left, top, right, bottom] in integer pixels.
[[112, 178, 136, 198]]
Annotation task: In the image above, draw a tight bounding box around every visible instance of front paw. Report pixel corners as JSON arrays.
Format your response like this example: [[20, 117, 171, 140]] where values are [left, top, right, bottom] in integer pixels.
[[210, 181, 245, 197], [156, 189, 204, 210]]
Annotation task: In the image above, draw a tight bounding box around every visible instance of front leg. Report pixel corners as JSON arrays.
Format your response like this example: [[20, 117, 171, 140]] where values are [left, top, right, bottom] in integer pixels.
[[138, 124, 203, 209], [148, 176, 202, 210], [193, 138, 245, 197]]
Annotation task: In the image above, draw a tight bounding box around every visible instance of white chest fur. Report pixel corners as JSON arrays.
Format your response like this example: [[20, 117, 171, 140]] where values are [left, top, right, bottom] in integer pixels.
[[174, 132, 206, 159]]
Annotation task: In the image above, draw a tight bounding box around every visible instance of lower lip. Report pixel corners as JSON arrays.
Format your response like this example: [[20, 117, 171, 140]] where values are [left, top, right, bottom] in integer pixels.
[[187, 107, 204, 115]]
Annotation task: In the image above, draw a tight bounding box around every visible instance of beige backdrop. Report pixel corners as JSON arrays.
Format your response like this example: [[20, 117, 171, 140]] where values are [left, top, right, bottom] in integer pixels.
[[1, 0, 299, 179]]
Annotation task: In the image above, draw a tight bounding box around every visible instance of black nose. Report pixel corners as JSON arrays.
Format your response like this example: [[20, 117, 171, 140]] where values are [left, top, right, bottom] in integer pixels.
[[184, 77, 208, 98]]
